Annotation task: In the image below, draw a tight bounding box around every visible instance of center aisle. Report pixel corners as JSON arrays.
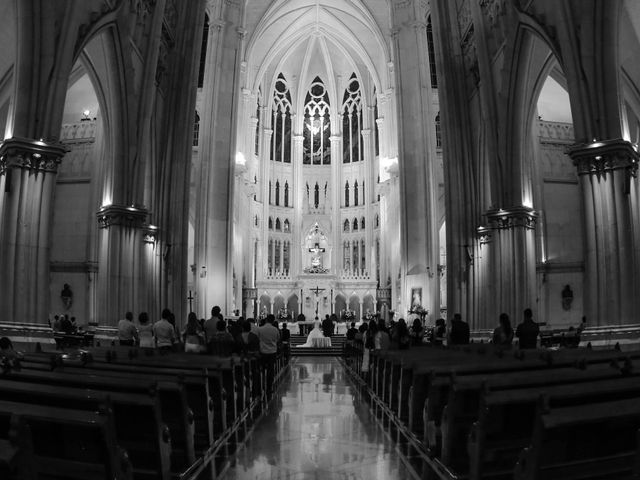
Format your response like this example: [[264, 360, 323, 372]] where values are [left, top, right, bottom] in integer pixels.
[[222, 357, 410, 480]]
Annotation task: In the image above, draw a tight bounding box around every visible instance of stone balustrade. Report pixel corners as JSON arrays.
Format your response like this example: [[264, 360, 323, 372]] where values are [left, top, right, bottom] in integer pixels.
[[60, 121, 97, 143]]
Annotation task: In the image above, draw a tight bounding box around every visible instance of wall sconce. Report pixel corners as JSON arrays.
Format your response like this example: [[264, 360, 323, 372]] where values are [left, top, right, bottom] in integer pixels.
[[200, 266, 207, 278], [81, 109, 92, 122]]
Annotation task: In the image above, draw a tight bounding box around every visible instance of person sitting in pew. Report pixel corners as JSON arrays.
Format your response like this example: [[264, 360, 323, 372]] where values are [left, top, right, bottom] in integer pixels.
[[449, 313, 470, 345], [208, 318, 235, 356], [138, 311, 154, 348], [516, 308, 539, 349], [240, 319, 260, 355], [117, 311, 139, 346], [492, 313, 514, 346], [154, 308, 177, 353], [0, 337, 22, 361], [183, 312, 206, 353]]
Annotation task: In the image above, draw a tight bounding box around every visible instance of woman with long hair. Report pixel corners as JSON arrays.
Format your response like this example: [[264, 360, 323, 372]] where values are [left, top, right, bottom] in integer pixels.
[[492, 313, 514, 346], [183, 312, 205, 353]]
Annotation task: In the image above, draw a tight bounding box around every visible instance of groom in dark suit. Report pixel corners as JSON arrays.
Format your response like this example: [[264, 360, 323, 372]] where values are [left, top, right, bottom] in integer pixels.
[[322, 314, 334, 337]]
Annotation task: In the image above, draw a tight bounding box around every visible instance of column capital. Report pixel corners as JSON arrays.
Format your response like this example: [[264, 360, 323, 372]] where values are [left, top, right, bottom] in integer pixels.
[[567, 138, 639, 177], [485, 205, 538, 230], [96, 204, 149, 229], [0, 137, 67, 175]]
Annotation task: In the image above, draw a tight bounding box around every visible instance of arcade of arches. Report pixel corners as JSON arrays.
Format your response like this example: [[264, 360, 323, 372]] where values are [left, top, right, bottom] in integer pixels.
[[1, 0, 640, 332]]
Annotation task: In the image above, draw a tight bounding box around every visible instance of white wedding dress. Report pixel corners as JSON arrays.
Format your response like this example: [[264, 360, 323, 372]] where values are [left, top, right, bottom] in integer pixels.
[[298, 321, 331, 347]]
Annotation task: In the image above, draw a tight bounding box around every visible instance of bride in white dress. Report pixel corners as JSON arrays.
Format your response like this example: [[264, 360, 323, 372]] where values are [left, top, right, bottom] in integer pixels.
[[297, 321, 330, 347]]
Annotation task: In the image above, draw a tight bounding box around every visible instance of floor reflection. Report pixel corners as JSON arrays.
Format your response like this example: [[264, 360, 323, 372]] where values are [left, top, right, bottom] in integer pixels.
[[222, 357, 410, 480]]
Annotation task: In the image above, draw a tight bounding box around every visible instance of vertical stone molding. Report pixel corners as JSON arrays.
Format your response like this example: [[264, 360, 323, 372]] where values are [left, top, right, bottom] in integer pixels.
[[567, 138, 640, 324], [0, 137, 67, 322]]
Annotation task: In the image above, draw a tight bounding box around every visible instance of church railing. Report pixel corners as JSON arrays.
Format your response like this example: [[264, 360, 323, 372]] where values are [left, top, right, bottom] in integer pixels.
[[340, 269, 371, 280], [264, 270, 291, 280]]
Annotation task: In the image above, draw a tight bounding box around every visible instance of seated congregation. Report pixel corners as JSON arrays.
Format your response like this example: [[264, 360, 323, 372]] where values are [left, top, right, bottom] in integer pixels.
[[0, 306, 290, 480]]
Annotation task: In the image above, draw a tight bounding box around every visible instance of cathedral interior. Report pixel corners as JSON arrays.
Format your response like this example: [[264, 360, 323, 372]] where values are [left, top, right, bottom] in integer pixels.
[[2, 2, 640, 480], [1, 0, 639, 330]]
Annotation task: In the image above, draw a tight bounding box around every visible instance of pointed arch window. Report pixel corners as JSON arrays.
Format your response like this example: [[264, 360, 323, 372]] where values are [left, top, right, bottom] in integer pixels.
[[342, 73, 363, 163], [353, 218, 359, 231], [274, 240, 281, 270], [344, 219, 350, 232], [193, 111, 200, 146], [284, 241, 290, 271], [427, 16, 438, 88], [375, 214, 379, 228], [353, 242, 359, 270], [268, 239, 273, 273], [271, 74, 292, 163], [283, 219, 290, 233], [345, 181, 350, 207], [303, 77, 331, 165], [354, 180, 359, 206], [275, 218, 281, 231], [268, 217, 273, 230], [435, 112, 442, 148], [344, 241, 351, 270], [268, 181, 272, 204], [314, 182, 320, 208], [198, 14, 209, 88], [361, 217, 365, 230], [361, 239, 366, 270], [275, 180, 280, 206], [284, 181, 289, 207]]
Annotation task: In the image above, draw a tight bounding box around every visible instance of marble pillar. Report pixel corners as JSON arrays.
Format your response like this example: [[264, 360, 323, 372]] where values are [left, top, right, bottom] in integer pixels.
[[568, 139, 639, 324], [0, 138, 66, 322]]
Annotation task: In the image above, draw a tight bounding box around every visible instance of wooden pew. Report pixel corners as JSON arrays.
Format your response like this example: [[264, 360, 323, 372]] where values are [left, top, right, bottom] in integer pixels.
[[466, 375, 640, 479], [436, 361, 636, 459], [0, 399, 133, 480], [0, 379, 170, 480], [34, 362, 201, 471], [1, 368, 190, 475], [514, 397, 640, 480]]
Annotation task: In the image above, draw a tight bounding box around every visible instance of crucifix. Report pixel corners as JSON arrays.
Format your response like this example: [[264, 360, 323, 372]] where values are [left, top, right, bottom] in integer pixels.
[[187, 290, 194, 313], [308, 242, 325, 267], [310, 285, 325, 321]]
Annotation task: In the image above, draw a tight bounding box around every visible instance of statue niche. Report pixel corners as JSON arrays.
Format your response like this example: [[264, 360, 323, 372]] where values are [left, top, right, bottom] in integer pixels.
[[304, 223, 330, 274]]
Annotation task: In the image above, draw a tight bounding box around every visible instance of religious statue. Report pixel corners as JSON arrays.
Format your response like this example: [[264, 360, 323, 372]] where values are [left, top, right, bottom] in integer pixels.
[[60, 283, 73, 310]]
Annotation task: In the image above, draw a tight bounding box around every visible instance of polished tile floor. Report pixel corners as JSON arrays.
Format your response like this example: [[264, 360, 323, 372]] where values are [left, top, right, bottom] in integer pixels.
[[222, 357, 411, 480]]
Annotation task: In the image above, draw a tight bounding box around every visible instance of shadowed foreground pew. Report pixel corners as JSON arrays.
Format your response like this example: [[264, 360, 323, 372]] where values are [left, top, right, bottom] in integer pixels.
[[0, 400, 133, 480], [0, 338, 289, 480], [342, 339, 640, 480]]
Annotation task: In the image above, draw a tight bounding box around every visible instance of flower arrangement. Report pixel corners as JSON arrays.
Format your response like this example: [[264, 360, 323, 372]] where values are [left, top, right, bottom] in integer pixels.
[[363, 311, 376, 321], [276, 308, 292, 320], [408, 304, 428, 316], [342, 309, 356, 321], [304, 265, 329, 274]]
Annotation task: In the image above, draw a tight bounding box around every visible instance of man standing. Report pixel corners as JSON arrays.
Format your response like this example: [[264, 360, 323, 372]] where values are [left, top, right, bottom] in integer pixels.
[[449, 313, 470, 345], [322, 314, 333, 337], [204, 306, 221, 343], [258, 314, 281, 397], [516, 308, 539, 349], [117, 312, 138, 346], [153, 308, 176, 353]]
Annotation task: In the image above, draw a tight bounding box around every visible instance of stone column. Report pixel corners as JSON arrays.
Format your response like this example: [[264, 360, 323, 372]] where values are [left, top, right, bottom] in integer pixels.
[[484, 206, 538, 326], [568, 139, 639, 324], [0, 138, 66, 322], [292, 134, 304, 276], [391, 3, 440, 319], [194, 2, 243, 315], [95, 204, 149, 325]]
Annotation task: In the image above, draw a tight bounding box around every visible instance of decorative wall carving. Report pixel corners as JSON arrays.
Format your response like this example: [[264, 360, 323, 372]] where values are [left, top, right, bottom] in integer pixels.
[[479, 0, 505, 29], [538, 121, 576, 182]]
